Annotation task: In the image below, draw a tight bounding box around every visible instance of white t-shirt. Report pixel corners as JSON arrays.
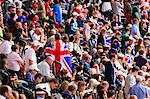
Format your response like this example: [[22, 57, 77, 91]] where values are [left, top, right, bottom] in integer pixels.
[[125, 73, 136, 94], [68, 42, 73, 52], [38, 61, 51, 77], [35, 83, 51, 96], [23, 46, 37, 70], [0, 40, 12, 55], [7, 51, 23, 71]]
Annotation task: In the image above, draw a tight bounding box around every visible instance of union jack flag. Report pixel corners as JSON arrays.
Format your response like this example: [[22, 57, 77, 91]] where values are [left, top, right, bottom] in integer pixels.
[[104, 33, 112, 47], [45, 40, 73, 77], [124, 54, 133, 67]]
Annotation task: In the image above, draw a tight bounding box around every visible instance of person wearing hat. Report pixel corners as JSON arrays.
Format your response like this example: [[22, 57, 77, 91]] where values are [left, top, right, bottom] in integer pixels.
[[70, 12, 79, 35], [83, 18, 93, 42], [24, 64, 39, 82], [38, 55, 55, 79]]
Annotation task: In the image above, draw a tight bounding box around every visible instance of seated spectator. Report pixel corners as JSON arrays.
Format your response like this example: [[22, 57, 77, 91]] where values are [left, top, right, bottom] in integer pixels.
[[0, 85, 15, 99], [38, 55, 55, 79], [24, 66, 39, 82], [62, 85, 77, 99]]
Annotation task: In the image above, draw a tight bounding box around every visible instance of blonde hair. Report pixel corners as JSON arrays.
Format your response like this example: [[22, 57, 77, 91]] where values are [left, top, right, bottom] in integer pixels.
[[60, 81, 70, 91]]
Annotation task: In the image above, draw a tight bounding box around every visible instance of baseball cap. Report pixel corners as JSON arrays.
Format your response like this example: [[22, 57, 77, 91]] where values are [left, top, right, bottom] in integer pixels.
[[72, 12, 79, 16], [32, 41, 39, 46], [29, 65, 40, 72]]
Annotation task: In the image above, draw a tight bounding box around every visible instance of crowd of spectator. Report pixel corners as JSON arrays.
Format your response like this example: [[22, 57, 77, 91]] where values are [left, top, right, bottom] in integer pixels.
[[0, 0, 150, 99]]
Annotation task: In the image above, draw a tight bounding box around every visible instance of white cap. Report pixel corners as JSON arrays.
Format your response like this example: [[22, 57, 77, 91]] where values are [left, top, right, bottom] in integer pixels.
[[72, 12, 79, 16], [116, 71, 124, 76], [32, 40, 39, 46], [29, 65, 40, 71]]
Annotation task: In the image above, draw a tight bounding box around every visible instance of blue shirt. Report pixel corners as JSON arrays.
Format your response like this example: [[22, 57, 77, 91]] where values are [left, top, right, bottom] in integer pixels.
[[17, 16, 27, 22], [131, 24, 140, 37], [84, 61, 90, 72], [24, 72, 35, 82], [71, 19, 79, 31], [53, 4, 62, 24], [128, 83, 149, 99]]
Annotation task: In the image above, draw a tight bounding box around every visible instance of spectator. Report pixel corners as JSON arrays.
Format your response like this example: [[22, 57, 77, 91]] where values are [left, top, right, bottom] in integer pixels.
[[0, 33, 13, 55], [53, 0, 64, 26], [7, 44, 23, 76], [134, 49, 148, 69], [38, 55, 55, 79], [76, 81, 86, 99], [105, 54, 116, 85], [62, 84, 77, 99], [22, 40, 39, 70], [131, 18, 140, 37], [24, 65, 39, 82], [0, 85, 15, 99], [128, 76, 149, 99], [125, 66, 140, 97]]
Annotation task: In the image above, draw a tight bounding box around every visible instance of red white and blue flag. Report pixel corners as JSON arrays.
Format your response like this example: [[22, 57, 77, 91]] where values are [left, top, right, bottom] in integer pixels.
[[45, 40, 73, 77], [104, 33, 111, 47], [124, 54, 133, 67]]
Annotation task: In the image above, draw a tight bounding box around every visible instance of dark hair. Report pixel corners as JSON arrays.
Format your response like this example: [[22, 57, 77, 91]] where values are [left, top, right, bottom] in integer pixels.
[[23, 21, 28, 25], [34, 73, 43, 80], [132, 66, 140, 72], [0, 58, 7, 70], [0, 54, 7, 60], [109, 54, 116, 59], [11, 44, 19, 51], [75, 75, 84, 81], [78, 81, 86, 88], [107, 90, 115, 98], [0, 85, 9, 95], [83, 92, 93, 99], [8, 6, 15, 11], [68, 85, 76, 92], [55, 33, 61, 40], [139, 50, 144, 55], [49, 78, 59, 84], [69, 36, 74, 42], [96, 84, 104, 97], [61, 69, 68, 75]]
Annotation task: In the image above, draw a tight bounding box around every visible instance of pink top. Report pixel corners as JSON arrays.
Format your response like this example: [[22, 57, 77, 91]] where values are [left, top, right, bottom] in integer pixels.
[[7, 51, 23, 71]]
